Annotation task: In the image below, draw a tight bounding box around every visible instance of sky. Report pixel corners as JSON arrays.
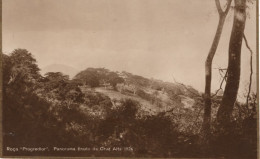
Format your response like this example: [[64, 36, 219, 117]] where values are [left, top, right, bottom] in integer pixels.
[[2, 0, 257, 97]]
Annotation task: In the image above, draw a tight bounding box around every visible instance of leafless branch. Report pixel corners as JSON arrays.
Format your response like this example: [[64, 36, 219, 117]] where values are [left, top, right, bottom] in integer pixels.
[[215, 0, 224, 14], [211, 69, 228, 97], [214, 67, 227, 71], [214, 67, 228, 81], [218, 71, 226, 82], [215, 0, 232, 16], [243, 33, 253, 108], [224, 0, 232, 14]]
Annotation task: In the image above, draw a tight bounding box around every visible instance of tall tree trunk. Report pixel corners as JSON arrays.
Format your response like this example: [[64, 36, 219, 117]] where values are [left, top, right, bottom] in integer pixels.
[[201, 0, 232, 146], [202, 15, 226, 143], [216, 0, 246, 132]]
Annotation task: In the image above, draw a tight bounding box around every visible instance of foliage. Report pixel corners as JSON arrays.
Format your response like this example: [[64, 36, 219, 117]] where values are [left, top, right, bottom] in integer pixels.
[[74, 68, 124, 89], [2, 49, 257, 158], [136, 89, 152, 101], [107, 72, 124, 89]]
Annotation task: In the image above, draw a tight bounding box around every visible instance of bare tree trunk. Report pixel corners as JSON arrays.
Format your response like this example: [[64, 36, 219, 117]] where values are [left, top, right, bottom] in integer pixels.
[[203, 16, 225, 142], [201, 0, 232, 146], [216, 0, 246, 132]]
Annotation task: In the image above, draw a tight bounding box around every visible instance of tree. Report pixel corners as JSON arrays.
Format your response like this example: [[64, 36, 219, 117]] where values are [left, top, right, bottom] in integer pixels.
[[107, 72, 124, 90], [216, 0, 247, 132], [202, 0, 232, 145], [8, 49, 40, 83], [86, 75, 100, 88], [2, 50, 58, 148], [3, 49, 41, 93], [74, 68, 100, 88], [43, 72, 69, 91], [45, 72, 69, 81], [2, 53, 12, 87]]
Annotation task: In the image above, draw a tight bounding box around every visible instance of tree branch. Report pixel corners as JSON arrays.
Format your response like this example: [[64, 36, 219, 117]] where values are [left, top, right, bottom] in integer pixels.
[[224, 0, 232, 14], [243, 33, 253, 108], [214, 67, 228, 81], [215, 0, 232, 16], [211, 69, 228, 97], [215, 0, 224, 14]]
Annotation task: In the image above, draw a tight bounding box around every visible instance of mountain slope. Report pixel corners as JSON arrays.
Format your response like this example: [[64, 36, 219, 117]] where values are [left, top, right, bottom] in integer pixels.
[[75, 67, 201, 114]]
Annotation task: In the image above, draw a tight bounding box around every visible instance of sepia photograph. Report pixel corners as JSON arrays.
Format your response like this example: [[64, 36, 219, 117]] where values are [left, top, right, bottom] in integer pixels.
[[1, 0, 258, 158]]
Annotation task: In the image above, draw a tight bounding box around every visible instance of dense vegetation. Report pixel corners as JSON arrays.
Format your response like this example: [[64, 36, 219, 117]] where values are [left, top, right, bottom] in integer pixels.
[[2, 49, 257, 158]]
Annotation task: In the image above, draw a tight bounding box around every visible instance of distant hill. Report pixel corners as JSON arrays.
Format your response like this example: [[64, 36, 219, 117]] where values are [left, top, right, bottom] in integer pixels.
[[41, 64, 79, 79], [75, 67, 202, 112]]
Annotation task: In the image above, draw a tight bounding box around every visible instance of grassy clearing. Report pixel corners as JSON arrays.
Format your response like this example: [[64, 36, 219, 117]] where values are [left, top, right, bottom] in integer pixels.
[[95, 87, 162, 114]]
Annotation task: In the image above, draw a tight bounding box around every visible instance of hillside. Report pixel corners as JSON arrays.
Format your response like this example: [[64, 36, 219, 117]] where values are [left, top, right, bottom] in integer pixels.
[[4, 50, 255, 158], [75, 67, 201, 114]]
